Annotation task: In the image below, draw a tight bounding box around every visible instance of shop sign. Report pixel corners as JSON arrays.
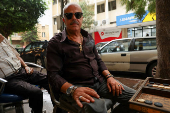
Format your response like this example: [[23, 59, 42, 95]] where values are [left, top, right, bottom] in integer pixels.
[[116, 11, 153, 26], [94, 28, 122, 44], [98, 29, 121, 39]]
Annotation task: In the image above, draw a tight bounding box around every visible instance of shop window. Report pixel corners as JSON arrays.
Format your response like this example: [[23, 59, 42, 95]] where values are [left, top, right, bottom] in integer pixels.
[[143, 26, 151, 37], [135, 27, 142, 37], [108, 0, 116, 11], [152, 28, 156, 36], [97, 3, 105, 13], [128, 25, 156, 38]]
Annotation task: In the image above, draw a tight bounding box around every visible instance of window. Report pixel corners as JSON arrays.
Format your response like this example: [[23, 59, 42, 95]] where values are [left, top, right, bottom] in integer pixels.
[[54, 18, 57, 25], [108, 0, 116, 11], [134, 38, 157, 51], [32, 43, 39, 49], [42, 32, 45, 37], [97, 3, 105, 13], [101, 39, 131, 53], [25, 44, 32, 52], [128, 25, 156, 38], [53, 0, 57, 5], [42, 26, 45, 29]]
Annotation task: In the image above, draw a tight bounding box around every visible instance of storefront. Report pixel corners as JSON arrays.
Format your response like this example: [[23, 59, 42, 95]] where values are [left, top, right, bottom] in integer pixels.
[[116, 10, 156, 38]]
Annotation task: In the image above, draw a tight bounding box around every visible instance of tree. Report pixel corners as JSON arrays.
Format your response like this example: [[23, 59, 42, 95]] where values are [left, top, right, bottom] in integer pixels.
[[0, 0, 48, 38], [120, 0, 170, 79], [21, 27, 39, 43], [79, 0, 95, 29], [120, 0, 156, 20]]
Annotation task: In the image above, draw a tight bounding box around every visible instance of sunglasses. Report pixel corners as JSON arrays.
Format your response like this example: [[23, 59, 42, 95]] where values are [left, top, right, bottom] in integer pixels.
[[64, 12, 83, 20]]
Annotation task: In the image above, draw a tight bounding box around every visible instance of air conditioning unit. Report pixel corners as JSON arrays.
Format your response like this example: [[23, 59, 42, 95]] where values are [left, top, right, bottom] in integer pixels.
[[97, 20, 102, 26], [102, 19, 106, 25], [102, 19, 110, 25]]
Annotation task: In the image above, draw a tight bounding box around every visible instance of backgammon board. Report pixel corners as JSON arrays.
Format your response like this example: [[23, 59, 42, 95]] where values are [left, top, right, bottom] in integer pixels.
[[129, 77, 170, 113]]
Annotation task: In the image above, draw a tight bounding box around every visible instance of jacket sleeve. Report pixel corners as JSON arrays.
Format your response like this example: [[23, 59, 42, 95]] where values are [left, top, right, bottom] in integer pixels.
[[90, 35, 108, 73], [47, 39, 67, 93]]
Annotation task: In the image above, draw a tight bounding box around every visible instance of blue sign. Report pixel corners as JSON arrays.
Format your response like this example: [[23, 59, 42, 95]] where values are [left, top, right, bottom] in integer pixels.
[[116, 11, 149, 26]]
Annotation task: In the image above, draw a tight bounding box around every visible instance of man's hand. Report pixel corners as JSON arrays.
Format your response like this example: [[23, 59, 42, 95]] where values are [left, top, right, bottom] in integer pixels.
[[107, 77, 124, 96], [25, 66, 33, 75], [72, 87, 100, 108], [0, 34, 4, 43]]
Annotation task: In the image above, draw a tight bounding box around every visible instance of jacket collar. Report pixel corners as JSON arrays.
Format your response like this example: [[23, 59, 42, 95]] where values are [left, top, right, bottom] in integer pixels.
[[60, 28, 89, 42]]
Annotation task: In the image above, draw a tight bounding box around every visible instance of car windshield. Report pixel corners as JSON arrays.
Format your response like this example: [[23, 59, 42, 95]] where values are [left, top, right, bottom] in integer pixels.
[[95, 42, 108, 49]]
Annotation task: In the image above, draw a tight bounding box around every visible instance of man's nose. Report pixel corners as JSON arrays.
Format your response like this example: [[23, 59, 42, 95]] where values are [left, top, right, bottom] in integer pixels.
[[72, 14, 76, 19]]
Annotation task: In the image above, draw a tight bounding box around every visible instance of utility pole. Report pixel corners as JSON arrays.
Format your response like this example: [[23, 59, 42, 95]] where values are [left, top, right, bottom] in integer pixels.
[[60, 0, 68, 31]]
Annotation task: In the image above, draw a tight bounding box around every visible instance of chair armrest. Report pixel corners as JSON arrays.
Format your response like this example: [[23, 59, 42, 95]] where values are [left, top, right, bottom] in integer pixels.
[[49, 84, 60, 106], [0, 78, 7, 95], [25, 62, 44, 72], [25, 62, 44, 68]]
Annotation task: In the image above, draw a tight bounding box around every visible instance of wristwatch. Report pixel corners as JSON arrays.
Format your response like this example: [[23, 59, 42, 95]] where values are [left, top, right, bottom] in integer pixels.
[[106, 74, 114, 79], [66, 85, 75, 96], [109, 74, 114, 78]]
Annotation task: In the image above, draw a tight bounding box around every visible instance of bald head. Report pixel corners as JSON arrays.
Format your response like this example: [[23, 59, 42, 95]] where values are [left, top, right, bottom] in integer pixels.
[[63, 2, 82, 16]]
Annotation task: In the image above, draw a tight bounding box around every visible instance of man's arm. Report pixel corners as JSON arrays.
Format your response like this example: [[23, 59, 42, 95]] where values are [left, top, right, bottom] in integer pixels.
[[17, 56, 33, 74], [0, 34, 33, 74], [92, 38, 124, 96]]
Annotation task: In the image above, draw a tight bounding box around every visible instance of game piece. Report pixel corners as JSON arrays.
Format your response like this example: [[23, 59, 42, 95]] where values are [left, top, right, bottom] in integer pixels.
[[144, 100, 153, 105], [137, 99, 145, 103], [154, 102, 163, 107]]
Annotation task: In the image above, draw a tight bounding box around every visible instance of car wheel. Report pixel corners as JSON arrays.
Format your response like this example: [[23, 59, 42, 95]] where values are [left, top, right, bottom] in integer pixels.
[[36, 58, 42, 66], [148, 62, 157, 77]]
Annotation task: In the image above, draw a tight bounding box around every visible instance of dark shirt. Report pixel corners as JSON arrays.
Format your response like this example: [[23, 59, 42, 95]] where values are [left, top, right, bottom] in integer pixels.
[[47, 28, 107, 92]]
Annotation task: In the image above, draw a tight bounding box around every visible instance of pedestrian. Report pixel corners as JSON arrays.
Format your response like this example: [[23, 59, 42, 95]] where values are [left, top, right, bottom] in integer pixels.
[[0, 34, 51, 113], [47, 2, 136, 113], [146, 33, 149, 36]]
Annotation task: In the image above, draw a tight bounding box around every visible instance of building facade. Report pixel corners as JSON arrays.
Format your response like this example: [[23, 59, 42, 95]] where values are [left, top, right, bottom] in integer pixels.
[[9, 24, 49, 48], [52, 0, 156, 44]]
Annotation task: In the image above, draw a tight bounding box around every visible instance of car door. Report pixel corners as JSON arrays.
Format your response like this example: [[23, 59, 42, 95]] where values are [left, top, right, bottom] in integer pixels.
[[99, 38, 132, 71], [129, 37, 157, 73], [21, 43, 34, 62]]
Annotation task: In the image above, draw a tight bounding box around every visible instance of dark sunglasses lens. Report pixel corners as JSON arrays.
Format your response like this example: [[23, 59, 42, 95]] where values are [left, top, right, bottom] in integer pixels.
[[75, 12, 82, 19], [65, 13, 73, 19]]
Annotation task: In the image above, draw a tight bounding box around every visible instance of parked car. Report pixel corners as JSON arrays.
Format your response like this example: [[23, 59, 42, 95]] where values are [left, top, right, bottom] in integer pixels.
[[20, 40, 48, 68], [15, 47, 24, 54], [98, 36, 157, 77], [95, 42, 108, 50]]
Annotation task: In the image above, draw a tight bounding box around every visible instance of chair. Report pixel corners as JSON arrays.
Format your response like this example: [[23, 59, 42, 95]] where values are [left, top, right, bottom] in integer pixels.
[[0, 62, 44, 113], [49, 84, 115, 113]]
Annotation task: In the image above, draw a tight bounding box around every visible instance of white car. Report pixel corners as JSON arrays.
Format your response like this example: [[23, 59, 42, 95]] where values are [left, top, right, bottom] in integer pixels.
[[98, 37, 157, 77], [95, 42, 108, 50]]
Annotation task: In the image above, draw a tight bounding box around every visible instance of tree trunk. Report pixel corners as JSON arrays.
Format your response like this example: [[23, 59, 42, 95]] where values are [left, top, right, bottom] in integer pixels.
[[155, 0, 170, 78]]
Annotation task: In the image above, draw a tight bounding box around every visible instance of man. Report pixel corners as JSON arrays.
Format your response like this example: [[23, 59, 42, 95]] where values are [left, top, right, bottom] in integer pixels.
[[47, 3, 136, 113], [0, 34, 50, 113]]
